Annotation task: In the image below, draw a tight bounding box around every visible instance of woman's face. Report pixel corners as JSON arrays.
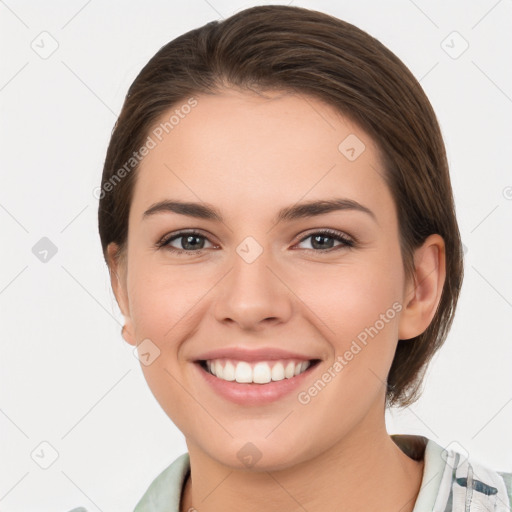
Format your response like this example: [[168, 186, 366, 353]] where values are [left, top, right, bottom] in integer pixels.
[[111, 89, 420, 469]]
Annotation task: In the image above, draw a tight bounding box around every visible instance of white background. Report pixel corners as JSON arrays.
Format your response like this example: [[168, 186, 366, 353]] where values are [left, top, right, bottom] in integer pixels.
[[1, 1, 511, 510]]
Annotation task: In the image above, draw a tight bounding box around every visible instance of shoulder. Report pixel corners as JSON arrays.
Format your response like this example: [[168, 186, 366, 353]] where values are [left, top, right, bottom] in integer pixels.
[[132, 443, 512, 511], [133, 452, 190, 512], [424, 437, 512, 511], [392, 435, 512, 511], [498, 471, 512, 508]]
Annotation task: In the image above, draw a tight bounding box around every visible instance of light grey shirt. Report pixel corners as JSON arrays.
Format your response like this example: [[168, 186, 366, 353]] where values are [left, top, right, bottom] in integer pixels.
[[133, 435, 512, 511]]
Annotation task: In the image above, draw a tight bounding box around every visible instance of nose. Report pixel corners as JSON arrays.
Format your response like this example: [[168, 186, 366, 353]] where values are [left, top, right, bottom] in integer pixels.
[[213, 245, 294, 331]]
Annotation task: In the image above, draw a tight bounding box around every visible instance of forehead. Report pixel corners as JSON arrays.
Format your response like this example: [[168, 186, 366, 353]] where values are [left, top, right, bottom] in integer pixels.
[[130, 89, 394, 225]]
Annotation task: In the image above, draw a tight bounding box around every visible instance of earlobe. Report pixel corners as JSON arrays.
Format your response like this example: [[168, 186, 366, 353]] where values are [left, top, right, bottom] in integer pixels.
[[398, 234, 446, 341], [120, 324, 136, 347], [107, 243, 137, 346]]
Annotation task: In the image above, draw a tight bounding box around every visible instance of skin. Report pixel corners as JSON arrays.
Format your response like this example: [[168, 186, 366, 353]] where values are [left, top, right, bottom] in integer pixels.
[[108, 88, 446, 512]]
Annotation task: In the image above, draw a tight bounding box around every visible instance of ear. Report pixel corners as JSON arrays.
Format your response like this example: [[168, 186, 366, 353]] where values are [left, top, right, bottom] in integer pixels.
[[398, 234, 446, 340], [107, 242, 136, 346]]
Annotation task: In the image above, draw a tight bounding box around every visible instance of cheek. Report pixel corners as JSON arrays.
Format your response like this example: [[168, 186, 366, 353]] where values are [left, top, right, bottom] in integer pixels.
[[304, 255, 402, 340], [302, 251, 404, 400], [127, 256, 210, 339], [296, 256, 404, 415], [125, 261, 203, 423]]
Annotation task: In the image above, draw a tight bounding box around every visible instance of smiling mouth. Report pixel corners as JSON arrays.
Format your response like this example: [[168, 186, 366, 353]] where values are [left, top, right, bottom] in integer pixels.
[[196, 358, 321, 384]]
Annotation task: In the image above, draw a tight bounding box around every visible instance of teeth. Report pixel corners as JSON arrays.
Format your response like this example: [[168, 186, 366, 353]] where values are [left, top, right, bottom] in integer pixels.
[[253, 362, 271, 384], [205, 359, 313, 383], [235, 361, 253, 383], [285, 361, 296, 378], [223, 361, 236, 381]]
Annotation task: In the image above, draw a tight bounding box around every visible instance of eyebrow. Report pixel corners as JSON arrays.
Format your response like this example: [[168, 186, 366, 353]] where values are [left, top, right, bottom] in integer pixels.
[[142, 198, 377, 224]]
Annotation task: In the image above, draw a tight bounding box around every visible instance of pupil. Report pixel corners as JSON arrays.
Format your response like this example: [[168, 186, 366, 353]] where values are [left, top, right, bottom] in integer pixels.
[[184, 235, 203, 250], [312, 235, 333, 249]]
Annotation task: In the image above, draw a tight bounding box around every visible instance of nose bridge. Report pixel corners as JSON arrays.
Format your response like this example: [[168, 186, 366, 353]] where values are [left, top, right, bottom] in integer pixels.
[[214, 236, 293, 328]]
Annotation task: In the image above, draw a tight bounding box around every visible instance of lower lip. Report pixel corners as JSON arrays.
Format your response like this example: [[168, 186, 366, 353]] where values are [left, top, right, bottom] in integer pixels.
[[193, 361, 320, 406]]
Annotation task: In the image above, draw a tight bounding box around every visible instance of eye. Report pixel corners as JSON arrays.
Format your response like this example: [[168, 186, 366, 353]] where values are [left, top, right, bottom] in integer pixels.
[[295, 229, 355, 252], [156, 230, 215, 255], [156, 228, 355, 256]]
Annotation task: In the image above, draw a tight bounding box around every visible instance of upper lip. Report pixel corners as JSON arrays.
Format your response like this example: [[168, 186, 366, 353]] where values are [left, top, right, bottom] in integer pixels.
[[193, 347, 320, 362]]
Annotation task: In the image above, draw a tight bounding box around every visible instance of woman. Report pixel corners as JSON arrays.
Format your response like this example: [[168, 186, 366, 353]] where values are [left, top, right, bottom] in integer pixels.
[[97, 5, 512, 511]]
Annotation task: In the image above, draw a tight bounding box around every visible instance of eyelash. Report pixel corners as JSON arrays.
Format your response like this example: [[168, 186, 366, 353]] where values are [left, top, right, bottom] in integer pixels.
[[155, 229, 355, 256]]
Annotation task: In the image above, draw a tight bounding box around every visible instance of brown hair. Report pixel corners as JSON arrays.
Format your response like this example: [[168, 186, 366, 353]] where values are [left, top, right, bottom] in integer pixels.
[[98, 5, 464, 408]]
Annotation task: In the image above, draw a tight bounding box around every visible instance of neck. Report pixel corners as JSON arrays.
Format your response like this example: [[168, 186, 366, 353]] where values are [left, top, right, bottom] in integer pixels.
[[180, 412, 424, 512]]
